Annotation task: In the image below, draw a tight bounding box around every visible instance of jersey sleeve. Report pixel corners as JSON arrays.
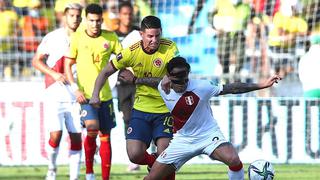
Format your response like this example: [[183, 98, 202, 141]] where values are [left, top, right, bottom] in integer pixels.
[[202, 80, 223, 98], [111, 47, 132, 70]]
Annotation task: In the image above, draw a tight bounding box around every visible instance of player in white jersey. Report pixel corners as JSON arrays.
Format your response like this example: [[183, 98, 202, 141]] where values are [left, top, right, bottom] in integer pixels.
[[32, 3, 83, 180], [142, 57, 282, 180]]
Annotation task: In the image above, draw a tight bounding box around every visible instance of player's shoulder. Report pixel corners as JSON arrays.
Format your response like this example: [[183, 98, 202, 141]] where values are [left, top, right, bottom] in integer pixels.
[[129, 41, 141, 51], [101, 29, 118, 38], [160, 38, 175, 46], [45, 28, 65, 38]]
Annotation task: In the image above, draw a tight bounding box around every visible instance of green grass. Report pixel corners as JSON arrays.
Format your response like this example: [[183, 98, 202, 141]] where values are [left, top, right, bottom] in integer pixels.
[[0, 164, 320, 180]]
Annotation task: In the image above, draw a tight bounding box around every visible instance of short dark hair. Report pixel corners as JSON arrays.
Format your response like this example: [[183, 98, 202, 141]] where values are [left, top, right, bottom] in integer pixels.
[[85, 3, 103, 16], [119, 1, 133, 11], [140, 15, 161, 31], [167, 57, 190, 76]]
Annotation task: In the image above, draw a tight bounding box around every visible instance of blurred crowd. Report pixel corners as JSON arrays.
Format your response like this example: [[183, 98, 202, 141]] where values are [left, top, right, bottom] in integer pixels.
[[0, 0, 152, 79], [0, 0, 319, 97]]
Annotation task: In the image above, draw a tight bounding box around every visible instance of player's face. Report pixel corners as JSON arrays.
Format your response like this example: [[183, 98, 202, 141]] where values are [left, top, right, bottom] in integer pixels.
[[169, 67, 189, 93], [140, 28, 161, 53], [119, 6, 133, 27], [86, 13, 103, 37], [65, 9, 82, 31]]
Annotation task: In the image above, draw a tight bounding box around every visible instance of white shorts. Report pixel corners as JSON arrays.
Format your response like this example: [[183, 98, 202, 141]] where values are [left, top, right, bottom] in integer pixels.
[[45, 101, 82, 133], [157, 129, 228, 171]]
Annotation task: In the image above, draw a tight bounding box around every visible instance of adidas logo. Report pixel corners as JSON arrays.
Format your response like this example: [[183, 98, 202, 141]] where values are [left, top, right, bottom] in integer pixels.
[[163, 128, 171, 133]]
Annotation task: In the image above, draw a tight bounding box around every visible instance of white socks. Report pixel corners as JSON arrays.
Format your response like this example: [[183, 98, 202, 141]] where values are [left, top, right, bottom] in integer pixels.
[[69, 150, 82, 180], [47, 146, 59, 170], [228, 168, 244, 180]]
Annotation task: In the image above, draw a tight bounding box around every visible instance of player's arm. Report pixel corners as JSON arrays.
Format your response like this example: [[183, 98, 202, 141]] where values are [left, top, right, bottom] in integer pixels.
[[117, 69, 161, 88], [64, 56, 87, 104], [219, 75, 281, 95], [32, 53, 68, 84], [89, 61, 118, 107]]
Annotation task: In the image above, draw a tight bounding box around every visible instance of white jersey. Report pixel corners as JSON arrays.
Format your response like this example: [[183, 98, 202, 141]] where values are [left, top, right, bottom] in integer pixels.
[[158, 79, 223, 138], [36, 28, 76, 102]]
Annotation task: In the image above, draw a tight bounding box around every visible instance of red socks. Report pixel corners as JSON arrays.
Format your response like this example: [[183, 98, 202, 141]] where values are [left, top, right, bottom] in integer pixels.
[[99, 134, 111, 180], [137, 151, 156, 167], [84, 130, 98, 174]]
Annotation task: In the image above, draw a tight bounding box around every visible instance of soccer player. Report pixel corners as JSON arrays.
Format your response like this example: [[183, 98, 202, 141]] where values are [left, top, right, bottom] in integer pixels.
[[64, 3, 122, 180], [143, 57, 281, 180], [114, 1, 141, 172], [89, 15, 179, 179], [31, 3, 83, 180]]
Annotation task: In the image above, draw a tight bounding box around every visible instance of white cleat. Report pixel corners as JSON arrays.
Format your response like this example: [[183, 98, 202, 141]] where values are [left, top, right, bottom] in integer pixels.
[[45, 169, 56, 180], [85, 173, 95, 180]]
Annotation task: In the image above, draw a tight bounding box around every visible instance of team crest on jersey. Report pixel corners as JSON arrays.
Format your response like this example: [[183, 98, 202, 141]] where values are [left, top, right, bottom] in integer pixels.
[[185, 96, 194, 105], [153, 58, 163, 68], [103, 42, 109, 49]]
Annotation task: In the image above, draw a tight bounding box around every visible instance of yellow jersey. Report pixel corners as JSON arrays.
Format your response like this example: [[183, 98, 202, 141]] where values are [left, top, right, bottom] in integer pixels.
[[67, 29, 122, 101], [112, 38, 179, 113]]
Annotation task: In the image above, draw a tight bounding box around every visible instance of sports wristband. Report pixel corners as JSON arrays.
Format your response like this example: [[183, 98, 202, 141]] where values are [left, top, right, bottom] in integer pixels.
[[70, 83, 79, 92]]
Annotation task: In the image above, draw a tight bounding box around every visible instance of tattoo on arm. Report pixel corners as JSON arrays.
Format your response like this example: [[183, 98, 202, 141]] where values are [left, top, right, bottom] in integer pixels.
[[135, 77, 162, 88], [220, 82, 262, 95]]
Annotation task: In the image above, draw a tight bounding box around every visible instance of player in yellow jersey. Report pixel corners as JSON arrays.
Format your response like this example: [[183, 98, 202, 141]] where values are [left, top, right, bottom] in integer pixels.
[[64, 4, 122, 180], [90, 15, 179, 180]]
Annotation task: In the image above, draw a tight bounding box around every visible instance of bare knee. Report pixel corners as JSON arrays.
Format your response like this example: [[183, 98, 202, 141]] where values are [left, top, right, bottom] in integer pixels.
[[127, 148, 145, 163]]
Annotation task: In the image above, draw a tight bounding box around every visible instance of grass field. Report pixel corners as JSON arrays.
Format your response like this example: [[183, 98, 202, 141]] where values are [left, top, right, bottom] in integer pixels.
[[0, 163, 320, 180]]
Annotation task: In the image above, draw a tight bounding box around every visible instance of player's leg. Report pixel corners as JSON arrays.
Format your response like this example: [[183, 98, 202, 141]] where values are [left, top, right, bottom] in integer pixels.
[[45, 101, 64, 180], [117, 84, 138, 172], [152, 113, 174, 180], [144, 161, 175, 180], [210, 142, 244, 180], [98, 100, 116, 180], [126, 109, 155, 168], [81, 104, 100, 179], [202, 129, 244, 180], [66, 102, 82, 180]]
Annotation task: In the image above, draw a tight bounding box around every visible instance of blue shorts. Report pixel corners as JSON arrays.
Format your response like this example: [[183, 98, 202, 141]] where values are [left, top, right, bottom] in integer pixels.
[[80, 99, 116, 132], [126, 109, 173, 147]]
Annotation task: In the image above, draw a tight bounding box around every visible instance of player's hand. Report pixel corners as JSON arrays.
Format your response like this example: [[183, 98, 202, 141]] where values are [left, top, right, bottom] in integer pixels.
[[52, 72, 68, 85], [161, 75, 171, 94], [118, 69, 136, 84], [89, 96, 101, 108], [75, 90, 87, 104], [263, 75, 282, 87]]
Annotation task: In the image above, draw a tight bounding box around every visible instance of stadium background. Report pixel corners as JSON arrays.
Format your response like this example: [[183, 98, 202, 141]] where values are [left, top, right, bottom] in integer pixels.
[[0, 0, 319, 166]]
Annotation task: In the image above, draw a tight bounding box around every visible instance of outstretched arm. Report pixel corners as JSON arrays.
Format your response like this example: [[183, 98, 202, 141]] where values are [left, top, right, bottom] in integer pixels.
[[90, 61, 117, 107], [219, 75, 281, 95]]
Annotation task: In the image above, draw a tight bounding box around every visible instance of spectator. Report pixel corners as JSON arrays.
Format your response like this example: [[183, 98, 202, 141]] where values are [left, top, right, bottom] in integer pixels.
[[114, 1, 141, 172], [19, 0, 49, 52], [64, 4, 122, 180], [210, 0, 251, 82], [298, 29, 320, 97], [89, 15, 179, 180], [268, 1, 308, 77], [12, 0, 30, 16], [101, 0, 119, 31], [32, 3, 83, 180], [0, 0, 18, 53]]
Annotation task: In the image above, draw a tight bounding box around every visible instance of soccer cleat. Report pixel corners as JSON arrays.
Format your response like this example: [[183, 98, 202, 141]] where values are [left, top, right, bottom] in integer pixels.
[[45, 169, 56, 180], [85, 173, 95, 180]]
